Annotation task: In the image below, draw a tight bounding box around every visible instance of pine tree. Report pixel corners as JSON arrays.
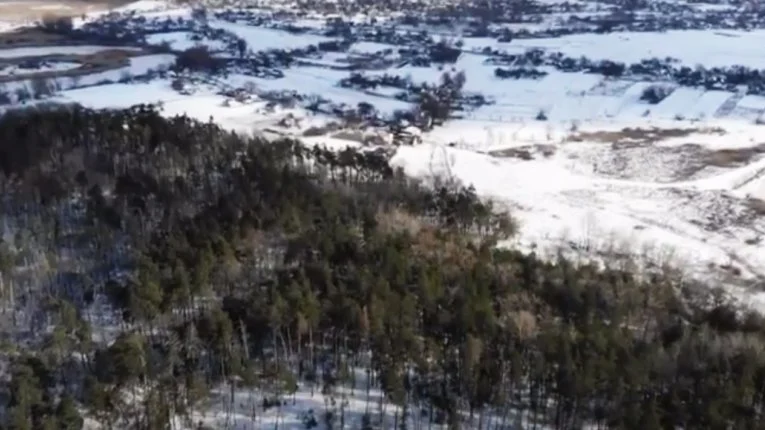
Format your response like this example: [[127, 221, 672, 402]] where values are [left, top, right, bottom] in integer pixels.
[[56, 394, 83, 430]]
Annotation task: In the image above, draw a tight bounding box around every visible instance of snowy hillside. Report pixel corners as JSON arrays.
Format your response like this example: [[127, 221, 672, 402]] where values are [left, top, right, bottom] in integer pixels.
[[3, 0, 765, 427], [0, 0, 763, 301]]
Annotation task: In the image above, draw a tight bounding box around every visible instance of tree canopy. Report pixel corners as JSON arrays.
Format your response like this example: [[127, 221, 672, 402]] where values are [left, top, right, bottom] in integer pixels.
[[0, 104, 762, 429]]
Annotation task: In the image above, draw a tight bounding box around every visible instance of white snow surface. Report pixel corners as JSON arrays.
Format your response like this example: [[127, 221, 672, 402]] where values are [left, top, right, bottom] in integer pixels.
[[1, 54, 175, 95], [114, 0, 170, 13], [50, 79, 329, 136], [487, 30, 765, 68], [146, 31, 228, 51], [209, 20, 336, 51], [391, 120, 765, 309], [0, 61, 79, 76]]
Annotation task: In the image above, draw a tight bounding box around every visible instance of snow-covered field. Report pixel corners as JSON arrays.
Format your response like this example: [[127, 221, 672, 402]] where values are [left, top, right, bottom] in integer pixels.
[[489, 30, 765, 69], [0, 60, 79, 76], [393, 122, 765, 305], [209, 20, 335, 51], [146, 31, 229, 51], [0, 53, 175, 95]]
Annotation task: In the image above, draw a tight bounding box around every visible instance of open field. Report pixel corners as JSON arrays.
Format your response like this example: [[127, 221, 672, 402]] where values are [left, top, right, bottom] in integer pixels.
[[0, 45, 150, 85], [0, 0, 132, 23]]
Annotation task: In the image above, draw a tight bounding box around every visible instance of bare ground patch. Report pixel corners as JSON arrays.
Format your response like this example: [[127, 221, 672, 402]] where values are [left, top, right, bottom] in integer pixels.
[[706, 144, 765, 168], [553, 140, 765, 183], [489, 144, 556, 160], [0, 48, 148, 84], [748, 198, 765, 216], [0, 27, 68, 47], [0, 25, 152, 85], [567, 126, 725, 147]]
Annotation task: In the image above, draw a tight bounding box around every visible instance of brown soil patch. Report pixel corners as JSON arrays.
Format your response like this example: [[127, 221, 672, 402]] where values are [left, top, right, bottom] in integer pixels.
[[0, 27, 67, 47], [705, 144, 765, 168], [568, 126, 725, 147], [489, 144, 556, 160], [331, 130, 365, 143], [0, 48, 146, 84], [748, 198, 765, 216]]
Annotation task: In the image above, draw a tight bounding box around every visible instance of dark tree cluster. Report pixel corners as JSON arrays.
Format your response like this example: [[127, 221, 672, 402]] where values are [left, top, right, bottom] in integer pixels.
[[40, 15, 74, 35], [641, 85, 673, 104], [415, 71, 467, 128], [0, 105, 765, 430], [173, 46, 225, 73], [494, 67, 548, 80], [339, 73, 414, 92], [486, 48, 765, 96]]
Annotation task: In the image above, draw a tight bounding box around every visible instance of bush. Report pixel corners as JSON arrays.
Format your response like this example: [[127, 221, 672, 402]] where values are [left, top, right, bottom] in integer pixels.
[[174, 46, 222, 74], [31, 78, 53, 99], [118, 71, 133, 83], [641, 86, 672, 104], [15, 87, 31, 102], [429, 41, 461, 64], [171, 78, 186, 92], [40, 14, 73, 34], [301, 410, 318, 429]]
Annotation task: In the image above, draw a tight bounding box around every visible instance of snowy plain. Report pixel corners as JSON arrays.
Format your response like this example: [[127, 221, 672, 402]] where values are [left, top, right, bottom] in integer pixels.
[[476, 30, 765, 69], [0, 60, 79, 76]]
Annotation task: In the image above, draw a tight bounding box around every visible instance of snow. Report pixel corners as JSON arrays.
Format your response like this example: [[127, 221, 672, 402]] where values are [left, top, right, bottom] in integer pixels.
[[146, 31, 228, 51], [652, 88, 705, 119], [51, 79, 322, 135], [0, 61, 79, 76], [736, 95, 765, 111], [228, 67, 412, 115], [740, 176, 765, 199], [501, 30, 765, 69], [391, 119, 765, 309], [349, 41, 397, 54], [208, 20, 336, 52], [0, 21, 16, 33], [114, 0, 170, 13], [171, 367, 499, 430], [686, 90, 732, 120], [1, 54, 175, 95], [65, 53, 173, 88], [53, 80, 185, 108]]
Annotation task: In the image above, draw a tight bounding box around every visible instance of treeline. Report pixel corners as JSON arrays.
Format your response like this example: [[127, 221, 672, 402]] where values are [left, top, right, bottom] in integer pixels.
[[0, 105, 764, 429], [486, 48, 765, 96]]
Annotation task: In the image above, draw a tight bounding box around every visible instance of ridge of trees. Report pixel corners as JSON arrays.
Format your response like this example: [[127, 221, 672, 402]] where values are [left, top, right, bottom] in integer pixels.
[[0, 104, 763, 429]]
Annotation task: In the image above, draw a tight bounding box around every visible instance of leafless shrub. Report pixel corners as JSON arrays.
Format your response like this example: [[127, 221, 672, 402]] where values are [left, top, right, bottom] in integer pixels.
[[30, 77, 53, 99]]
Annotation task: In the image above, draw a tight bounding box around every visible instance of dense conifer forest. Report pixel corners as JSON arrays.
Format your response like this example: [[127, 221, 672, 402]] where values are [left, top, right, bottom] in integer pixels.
[[1, 104, 765, 429]]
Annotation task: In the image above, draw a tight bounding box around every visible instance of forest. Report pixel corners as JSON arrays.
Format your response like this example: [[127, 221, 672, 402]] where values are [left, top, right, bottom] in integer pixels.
[[0, 104, 765, 429]]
